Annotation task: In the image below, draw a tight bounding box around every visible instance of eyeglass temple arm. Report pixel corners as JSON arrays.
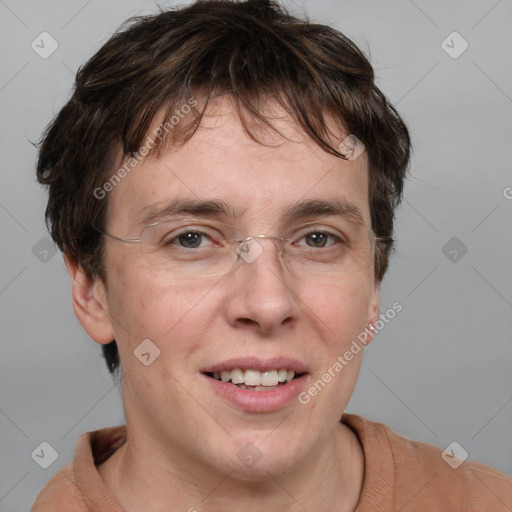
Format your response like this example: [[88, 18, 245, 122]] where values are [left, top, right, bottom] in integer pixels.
[[375, 237, 393, 246], [91, 223, 141, 244]]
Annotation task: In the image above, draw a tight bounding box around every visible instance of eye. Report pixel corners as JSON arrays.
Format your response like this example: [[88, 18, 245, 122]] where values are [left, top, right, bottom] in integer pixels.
[[164, 230, 216, 249], [296, 230, 341, 248]]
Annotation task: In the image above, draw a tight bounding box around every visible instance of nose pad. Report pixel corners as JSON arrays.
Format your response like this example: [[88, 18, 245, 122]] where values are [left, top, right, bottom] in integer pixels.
[[235, 237, 264, 264], [234, 236, 288, 267]]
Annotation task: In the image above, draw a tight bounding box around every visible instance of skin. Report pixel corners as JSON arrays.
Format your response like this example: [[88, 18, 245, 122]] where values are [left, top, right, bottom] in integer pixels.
[[65, 96, 380, 512]]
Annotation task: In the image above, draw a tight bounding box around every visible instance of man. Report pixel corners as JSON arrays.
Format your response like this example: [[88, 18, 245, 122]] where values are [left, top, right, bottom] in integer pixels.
[[32, 1, 512, 510]]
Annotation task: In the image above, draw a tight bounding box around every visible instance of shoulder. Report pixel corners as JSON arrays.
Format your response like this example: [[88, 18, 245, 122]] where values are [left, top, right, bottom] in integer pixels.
[[343, 413, 512, 511], [31, 425, 127, 512], [390, 429, 512, 509], [31, 462, 87, 511]]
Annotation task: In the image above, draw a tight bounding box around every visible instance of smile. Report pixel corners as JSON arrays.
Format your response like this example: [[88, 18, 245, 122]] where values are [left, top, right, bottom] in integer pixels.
[[205, 368, 303, 391], [201, 358, 310, 412]]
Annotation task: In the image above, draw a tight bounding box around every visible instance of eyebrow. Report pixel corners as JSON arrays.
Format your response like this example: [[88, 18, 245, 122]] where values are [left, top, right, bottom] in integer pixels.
[[138, 198, 239, 227], [282, 199, 365, 225], [136, 197, 365, 227]]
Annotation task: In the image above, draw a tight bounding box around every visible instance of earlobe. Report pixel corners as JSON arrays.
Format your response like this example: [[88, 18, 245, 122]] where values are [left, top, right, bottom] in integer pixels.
[[64, 252, 115, 345]]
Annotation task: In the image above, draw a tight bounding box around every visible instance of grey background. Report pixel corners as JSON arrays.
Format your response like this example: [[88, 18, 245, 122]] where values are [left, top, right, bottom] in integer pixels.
[[1, 0, 511, 510]]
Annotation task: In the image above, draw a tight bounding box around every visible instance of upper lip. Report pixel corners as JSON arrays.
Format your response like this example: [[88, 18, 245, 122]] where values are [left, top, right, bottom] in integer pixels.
[[200, 357, 309, 374]]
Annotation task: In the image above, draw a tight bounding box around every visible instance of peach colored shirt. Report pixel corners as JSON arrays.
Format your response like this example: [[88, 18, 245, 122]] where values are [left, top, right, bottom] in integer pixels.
[[32, 414, 512, 511]]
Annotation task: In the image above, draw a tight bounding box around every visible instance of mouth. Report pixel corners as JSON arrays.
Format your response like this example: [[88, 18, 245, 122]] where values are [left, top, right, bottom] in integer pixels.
[[200, 358, 310, 412], [203, 368, 306, 391]]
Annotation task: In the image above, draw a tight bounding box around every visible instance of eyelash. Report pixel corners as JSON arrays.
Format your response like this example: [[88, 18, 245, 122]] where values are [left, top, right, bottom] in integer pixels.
[[166, 230, 217, 249], [163, 228, 345, 249]]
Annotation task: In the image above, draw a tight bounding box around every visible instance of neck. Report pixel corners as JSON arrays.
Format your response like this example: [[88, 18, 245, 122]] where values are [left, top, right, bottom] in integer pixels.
[[98, 422, 364, 512]]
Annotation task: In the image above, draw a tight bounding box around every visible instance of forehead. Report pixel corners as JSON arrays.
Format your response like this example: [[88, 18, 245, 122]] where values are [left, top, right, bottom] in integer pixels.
[[106, 97, 370, 232]]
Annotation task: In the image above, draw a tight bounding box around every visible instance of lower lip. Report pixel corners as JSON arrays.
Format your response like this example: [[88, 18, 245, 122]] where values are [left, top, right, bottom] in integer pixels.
[[202, 374, 309, 412]]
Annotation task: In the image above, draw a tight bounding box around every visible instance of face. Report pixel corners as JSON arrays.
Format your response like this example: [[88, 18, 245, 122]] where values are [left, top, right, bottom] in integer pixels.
[[78, 97, 380, 480]]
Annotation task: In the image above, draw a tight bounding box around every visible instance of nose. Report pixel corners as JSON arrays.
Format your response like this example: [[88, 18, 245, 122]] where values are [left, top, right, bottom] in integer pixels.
[[223, 237, 299, 335]]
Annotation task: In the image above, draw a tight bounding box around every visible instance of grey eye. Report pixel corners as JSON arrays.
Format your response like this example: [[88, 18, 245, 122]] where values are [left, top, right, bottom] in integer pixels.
[[178, 232, 203, 248], [164, 231, 214, 249]]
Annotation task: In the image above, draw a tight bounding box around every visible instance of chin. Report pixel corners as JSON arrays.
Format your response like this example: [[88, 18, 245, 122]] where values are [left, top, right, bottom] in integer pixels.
[[213, 434, 305, 482], [227, 455, 297, 483]]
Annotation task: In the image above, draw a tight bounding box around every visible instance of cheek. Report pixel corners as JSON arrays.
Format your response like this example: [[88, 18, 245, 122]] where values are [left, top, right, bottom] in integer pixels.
[[301, 275, 373, 346], [305, 277, 372, 403], [107, 264, 216, 352]]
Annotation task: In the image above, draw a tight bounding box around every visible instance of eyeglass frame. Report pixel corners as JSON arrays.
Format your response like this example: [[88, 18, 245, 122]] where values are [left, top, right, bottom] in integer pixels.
[[91, 218, 392, 274]]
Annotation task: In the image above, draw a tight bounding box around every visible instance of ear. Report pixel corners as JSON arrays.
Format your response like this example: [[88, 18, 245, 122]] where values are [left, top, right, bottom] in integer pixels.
[[366, 281, 381, 345], [64, 252, 115, 345]]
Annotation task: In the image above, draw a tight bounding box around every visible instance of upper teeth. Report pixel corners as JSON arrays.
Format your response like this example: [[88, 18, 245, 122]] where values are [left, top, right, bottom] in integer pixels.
[[212, 369, 296, 386]]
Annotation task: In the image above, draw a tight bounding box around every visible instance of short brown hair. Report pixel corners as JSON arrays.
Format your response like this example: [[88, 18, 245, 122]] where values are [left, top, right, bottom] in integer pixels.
[[36, 0, 411, 376]]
